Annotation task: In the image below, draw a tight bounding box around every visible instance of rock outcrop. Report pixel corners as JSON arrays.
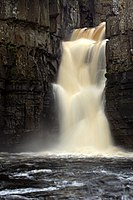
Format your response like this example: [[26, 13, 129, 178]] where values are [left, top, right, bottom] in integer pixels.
[[106, 0, 133, 149], [0, 0, 81, 151]]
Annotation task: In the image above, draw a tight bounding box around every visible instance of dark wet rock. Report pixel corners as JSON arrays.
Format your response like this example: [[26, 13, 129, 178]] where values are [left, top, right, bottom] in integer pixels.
[[0, 0, 81, 151], [78, 0, 94, 27], [106, 0, 133, 149]]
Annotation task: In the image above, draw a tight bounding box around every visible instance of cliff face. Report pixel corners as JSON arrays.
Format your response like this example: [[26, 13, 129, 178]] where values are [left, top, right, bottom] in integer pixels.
[[0, 0, 78, 151], [0, 0, 95, 151], [106, 0, 133, 149]]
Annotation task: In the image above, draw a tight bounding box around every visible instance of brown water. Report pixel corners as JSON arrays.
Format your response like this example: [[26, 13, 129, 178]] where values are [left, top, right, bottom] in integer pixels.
[[53, 22, 113, 154]]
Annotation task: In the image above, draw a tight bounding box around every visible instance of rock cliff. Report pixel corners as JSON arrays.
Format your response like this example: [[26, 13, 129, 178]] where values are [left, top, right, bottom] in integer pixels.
[[106, 0, 133, 149], [0, 0, 94, 151]]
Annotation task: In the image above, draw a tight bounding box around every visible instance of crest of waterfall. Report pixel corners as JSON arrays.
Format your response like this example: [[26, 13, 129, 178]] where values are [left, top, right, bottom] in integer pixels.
[[53, 22, 113, 153]]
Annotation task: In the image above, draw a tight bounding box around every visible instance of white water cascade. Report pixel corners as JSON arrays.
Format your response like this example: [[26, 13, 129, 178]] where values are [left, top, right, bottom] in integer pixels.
[[53, 22, 113, 154]]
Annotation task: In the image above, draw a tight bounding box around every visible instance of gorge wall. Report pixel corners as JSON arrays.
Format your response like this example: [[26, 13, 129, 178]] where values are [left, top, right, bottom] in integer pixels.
[[0, 0, 94, 151], [106, 0, 133, 150], [0, 0, 132, 151]]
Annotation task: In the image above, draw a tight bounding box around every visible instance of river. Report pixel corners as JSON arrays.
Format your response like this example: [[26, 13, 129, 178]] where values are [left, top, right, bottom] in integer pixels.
[[0, 152, 133, 199]]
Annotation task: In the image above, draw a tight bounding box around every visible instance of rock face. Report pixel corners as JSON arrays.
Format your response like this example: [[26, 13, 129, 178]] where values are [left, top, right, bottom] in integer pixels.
[[0, 0, 81, 151], [94, 0, 112, 25], [106, 0, 133, 149], [0, 0, 96, 151]]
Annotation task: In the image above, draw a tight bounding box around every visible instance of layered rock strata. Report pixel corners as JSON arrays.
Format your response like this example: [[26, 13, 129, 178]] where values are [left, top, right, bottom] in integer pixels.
[[106, 0, 133, 149], [0, 0, 81, 151]]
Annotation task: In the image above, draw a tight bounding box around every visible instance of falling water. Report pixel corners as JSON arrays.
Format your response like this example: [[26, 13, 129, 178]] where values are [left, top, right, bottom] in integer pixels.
[[53, 22, 113, 154]]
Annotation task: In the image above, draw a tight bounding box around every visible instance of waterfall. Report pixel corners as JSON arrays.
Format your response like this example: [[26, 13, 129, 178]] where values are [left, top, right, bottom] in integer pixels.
[[53, 22, 113, 153]]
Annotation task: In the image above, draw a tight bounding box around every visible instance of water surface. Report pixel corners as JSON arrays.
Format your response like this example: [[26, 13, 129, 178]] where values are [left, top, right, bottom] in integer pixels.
[[0, 152, 133, 199]]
